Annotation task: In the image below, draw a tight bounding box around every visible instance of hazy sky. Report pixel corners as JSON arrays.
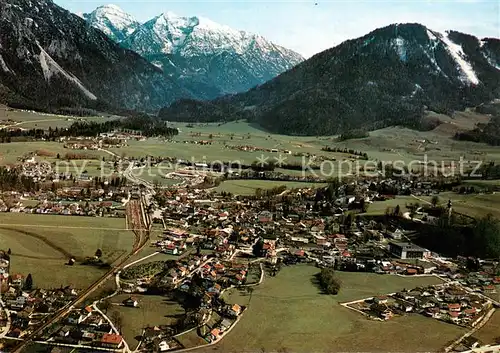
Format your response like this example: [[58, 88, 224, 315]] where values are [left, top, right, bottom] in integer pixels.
[[56, 0, 499, 58]]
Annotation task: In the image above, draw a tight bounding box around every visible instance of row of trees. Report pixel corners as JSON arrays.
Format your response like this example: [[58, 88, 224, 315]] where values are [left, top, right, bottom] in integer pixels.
[[321, 146, 369, 159], [454, 115, 500, 146], [336, 130, 370, 142]]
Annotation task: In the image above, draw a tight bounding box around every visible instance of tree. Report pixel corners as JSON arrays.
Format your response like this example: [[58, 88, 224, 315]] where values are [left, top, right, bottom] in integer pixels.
[[344, 213, 353, 228], [252, 238, 264, 257], [95, 248, 103, 258], [472, 214, 500, 258], [24, 273, 33, 290], [394, 205, 401, 217], [431, 196, 440, 207], [56, 153, 60, 159], [101, 299, 111, 314], [360, 198, 367, 213], [246, 286, 255, 304], [318, 268, 341, 295], [7, 248, 11, 255], [110, 310, 123, 333]]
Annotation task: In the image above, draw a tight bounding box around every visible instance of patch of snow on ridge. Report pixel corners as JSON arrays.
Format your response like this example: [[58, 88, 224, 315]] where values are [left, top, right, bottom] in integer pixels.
[[393, 37, 407, 62], [0, 55, 12, 73], [482, 51, 500, 71], [38, 45, 97, 100], [427, 29, 437, 41], [441, 33, 479, 85]]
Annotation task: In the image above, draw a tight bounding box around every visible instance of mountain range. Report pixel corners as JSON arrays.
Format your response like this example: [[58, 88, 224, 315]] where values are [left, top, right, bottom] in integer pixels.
[[160, 23, 500, 135], [0, 0, 189, 113], [1, 0, 500, 136], [83, 5, 304, 97], [0, 0, 302, 114]]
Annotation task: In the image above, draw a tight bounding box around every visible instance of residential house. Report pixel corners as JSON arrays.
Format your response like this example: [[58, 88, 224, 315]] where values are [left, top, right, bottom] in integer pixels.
[[101, 333, 123, 349], [373, 296, 389, 305], [163, 244, 179, 255], [11, 274, 24, 288], [447, 311, 461, 323], [158, 340, 170, 352], [123, 297, 139, 308], [208, 328, 221, 342], [229, 304, 242, 317], [220, 318, 233, 331]]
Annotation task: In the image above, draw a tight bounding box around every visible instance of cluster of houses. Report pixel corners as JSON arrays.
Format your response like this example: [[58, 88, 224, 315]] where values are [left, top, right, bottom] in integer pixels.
[[20, 156, 53, 182], [2, 285, 80, 339], [152, 228, 191, 256], [159, 253, 211, 286], [223, 144, 292, 155], [0, 250, 123, 349], [120, 250, 249, 351], [48, 306, 124, 349], [0, 199, 122, 218], [62, 136, 127, 150], [168, 257, 247, 346], [455, 270, 500, 295], [154, 184, 440, 274], [350, 284, 492, 327]]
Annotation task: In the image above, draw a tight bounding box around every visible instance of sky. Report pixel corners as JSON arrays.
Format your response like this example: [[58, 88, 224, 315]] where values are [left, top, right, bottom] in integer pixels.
[[55, 0, 499, 58]]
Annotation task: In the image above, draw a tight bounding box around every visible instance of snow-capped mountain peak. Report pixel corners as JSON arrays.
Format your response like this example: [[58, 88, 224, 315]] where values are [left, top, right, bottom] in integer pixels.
[[83, 4, 139, 42], [133, 11, 251, 56], [83, 6, 304, 96]]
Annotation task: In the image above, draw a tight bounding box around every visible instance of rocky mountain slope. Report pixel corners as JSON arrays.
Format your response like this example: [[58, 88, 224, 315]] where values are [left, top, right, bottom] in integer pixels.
[[0, 0, 188, 113], [159, 23, 500, 135], [84, 7, 304, 97]]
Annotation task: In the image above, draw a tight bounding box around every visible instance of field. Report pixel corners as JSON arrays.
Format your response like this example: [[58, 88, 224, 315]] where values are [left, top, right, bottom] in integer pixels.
[[0, 141, 110, 167], [0, 213, 134, 289], [445, 193, 500, 219], [0, 142, 67, 165], [0, 106, 111, 129], [363, 195, 431, 216], [106, 121, 364, 171], [475, 310, 500, 345], [3, 110, 500, 180], [210, 265, 463, 353], [215, 179, 327, 195], [414, 191, 500, 219], [109, 294, 184, 346], [363, 191, 500, 219]]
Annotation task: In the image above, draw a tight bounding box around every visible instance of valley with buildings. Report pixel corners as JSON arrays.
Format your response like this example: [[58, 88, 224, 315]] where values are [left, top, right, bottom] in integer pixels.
[[0, 106, 499, 353], [1, 0, 500, 352]]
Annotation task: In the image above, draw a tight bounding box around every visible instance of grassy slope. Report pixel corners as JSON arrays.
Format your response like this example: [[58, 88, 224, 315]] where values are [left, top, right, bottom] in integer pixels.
[[363, 195, 432, 216], [475, 310, 500, 345], [215, 180, 327, 196], [0, 213, 134, 289], [110, 294, 184, 346], [210, 265, 463, 353]]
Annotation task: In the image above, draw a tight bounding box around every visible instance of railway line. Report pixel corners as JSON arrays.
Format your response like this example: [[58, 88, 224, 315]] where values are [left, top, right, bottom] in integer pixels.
[[11, 196, 151, 353]]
